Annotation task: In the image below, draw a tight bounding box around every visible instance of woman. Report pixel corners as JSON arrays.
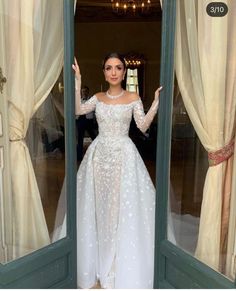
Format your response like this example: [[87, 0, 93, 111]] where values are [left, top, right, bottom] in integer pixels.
[[73, 52, 162, 289]]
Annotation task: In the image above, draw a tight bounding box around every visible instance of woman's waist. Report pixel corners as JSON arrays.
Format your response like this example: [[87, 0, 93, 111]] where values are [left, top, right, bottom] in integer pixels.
[[94, 134, 131, 148], [97, 132, 129, 139]]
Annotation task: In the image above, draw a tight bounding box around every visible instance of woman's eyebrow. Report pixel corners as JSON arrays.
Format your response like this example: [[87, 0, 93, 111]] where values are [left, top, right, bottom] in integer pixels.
[[105, 64, 123, 68]]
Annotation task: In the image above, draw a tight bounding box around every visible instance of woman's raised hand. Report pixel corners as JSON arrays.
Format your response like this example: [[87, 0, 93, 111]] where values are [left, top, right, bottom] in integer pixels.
[[154, 86, 163, 101], [72, 57, 81, 80]]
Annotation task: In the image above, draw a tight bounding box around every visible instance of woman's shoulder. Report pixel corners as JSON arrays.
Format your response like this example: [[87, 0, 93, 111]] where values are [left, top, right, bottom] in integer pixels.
[[94, 92, 106, 101], [125, 91, 140, 102]]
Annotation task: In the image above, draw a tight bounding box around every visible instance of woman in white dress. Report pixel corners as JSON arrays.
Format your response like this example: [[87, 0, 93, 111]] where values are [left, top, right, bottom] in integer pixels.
[[72, 53, 162, 289]]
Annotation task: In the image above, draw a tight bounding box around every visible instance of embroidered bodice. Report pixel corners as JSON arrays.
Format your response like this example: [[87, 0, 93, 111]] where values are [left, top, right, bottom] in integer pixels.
[[76, 94, 159, 136]]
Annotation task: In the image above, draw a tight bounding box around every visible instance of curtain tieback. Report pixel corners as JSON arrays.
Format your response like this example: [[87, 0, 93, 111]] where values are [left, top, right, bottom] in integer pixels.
[[9, 138, 25, 142], [208, 139, 235, 167]]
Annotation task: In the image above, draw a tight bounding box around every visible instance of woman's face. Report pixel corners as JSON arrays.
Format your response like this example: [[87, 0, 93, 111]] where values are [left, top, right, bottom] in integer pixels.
[[103, 57, 126, 86]]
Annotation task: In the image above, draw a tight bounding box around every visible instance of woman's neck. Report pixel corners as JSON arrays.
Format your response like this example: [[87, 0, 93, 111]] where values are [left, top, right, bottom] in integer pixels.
[[106, 85, 124, 99], [107, 85, 123, 95]]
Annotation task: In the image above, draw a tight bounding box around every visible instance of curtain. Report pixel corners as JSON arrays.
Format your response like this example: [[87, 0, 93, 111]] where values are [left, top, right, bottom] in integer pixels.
[[1, 0, 63, 260], [175, 0, 236, 272], [226, 138, 236, 279]]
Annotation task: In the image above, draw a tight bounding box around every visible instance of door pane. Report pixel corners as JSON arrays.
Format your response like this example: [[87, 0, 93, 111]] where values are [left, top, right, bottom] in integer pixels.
[[168, 0, 236, 281], [26, 74, 67, 244], [0, 0, 65, 264]]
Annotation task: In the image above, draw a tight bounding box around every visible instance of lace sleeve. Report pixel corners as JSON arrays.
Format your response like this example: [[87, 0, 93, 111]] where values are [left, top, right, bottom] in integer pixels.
[[77, 95, 97, 115], [75, 75, 97, 115], [133, 98, 159, 133]]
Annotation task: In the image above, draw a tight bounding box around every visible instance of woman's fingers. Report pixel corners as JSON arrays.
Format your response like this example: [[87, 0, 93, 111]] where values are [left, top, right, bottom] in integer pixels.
[[157, 86, 163, 92], [154, 86, 163, 100], [74, 57, 78, 67], [155, 86, 163, 95], [72, 56, 80, 75], [72, 57, 79, 70]]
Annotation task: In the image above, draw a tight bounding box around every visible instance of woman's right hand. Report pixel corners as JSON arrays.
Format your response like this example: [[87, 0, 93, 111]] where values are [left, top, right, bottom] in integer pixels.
[[72, 57, 81, 80]]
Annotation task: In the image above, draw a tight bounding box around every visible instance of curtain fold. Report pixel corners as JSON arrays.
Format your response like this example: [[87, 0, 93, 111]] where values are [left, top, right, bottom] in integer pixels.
[[175, 0, 236, 273], [1, 0, 63, 259], [226, 137, 236, 279]]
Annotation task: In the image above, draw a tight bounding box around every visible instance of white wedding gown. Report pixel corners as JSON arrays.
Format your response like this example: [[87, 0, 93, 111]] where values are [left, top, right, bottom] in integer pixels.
[[74, 94, 158, 289]]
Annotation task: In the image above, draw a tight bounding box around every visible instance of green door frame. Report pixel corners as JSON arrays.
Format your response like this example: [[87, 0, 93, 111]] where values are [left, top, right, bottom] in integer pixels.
[[154, 0, 236, 289], [0, 0, 77, 288]]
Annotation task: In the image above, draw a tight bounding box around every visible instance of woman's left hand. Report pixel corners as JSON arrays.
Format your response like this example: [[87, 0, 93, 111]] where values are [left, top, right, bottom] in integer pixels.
[[154, 86, 163, 101]]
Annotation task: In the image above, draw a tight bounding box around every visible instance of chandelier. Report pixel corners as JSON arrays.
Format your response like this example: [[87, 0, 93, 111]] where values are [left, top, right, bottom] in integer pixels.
[[111, 0, 152, 15]]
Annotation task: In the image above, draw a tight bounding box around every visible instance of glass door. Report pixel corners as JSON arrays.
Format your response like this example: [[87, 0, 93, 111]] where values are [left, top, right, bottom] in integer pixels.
[[0, 0, 76, 288], [155, 0, 236, 288]]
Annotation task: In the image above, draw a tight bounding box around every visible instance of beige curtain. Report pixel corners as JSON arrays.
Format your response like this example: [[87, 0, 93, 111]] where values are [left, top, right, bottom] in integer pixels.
[[175, 0, 236, 273], [1, 0, 63, 259], [226, 138, 236, 279]]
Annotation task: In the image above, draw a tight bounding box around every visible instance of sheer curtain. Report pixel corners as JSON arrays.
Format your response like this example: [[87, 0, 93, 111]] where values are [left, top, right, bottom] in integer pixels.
[[1, 0, 63, 259], [175, 0, 236, 272]]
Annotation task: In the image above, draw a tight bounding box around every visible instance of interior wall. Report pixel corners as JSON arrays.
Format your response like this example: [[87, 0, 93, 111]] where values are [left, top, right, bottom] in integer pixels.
[[75, 21, 161, 108]]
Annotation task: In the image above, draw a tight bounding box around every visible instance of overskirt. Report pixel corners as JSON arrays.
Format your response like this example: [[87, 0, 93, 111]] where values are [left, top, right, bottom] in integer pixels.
[[76, 135, 155, 289]]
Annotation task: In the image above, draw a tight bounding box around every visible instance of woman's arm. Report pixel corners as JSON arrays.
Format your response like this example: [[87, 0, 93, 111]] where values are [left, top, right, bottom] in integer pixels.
[[73, 57, 97, 115], [133, 87, 162, 133]]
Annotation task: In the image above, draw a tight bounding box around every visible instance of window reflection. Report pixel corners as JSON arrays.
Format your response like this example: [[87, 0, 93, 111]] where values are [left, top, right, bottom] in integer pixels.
[[169, 80, 236, 280], [27, 89, 65, 240], [168, 0, 236, 281], [0, 0, 64, 264], [169, 83, 207, 254], [0, 80, 66, 264]]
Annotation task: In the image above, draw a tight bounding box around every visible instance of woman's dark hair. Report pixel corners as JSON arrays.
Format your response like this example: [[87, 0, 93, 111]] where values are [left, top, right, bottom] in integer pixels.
[[102, 52, 127, 70]]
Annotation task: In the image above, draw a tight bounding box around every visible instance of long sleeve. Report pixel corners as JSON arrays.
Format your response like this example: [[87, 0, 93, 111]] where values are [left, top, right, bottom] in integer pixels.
[[133, 98, 159, 133], [75, 75, 97, 115]]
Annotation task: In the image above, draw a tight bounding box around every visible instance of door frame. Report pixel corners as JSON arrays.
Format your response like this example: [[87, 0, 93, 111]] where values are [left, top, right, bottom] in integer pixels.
[[154, 0, 236, 288], [0, 0, 77, 288]]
